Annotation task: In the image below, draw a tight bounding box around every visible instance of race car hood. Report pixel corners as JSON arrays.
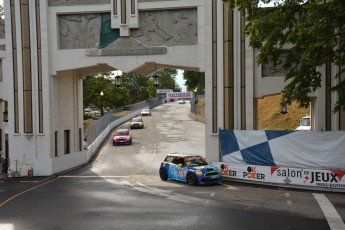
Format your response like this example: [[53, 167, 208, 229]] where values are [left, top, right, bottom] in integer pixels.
[[188, 165, 219, 172]]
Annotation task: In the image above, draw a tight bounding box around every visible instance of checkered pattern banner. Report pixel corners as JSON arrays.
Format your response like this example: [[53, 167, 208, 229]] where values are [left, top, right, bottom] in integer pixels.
[[220, 130, 345, 170]]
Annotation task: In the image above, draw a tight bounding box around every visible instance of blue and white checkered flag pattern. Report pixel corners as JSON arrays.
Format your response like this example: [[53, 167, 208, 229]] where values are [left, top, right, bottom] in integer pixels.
[[220, 130, 345, 170]]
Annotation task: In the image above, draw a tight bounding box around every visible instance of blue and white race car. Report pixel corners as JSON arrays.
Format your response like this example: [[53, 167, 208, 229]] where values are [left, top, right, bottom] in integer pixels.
[[159, 153, 222, 185]]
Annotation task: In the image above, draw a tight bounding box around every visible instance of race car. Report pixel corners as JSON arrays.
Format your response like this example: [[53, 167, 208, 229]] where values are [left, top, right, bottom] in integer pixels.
[[113, 129, 132, 145], [159, 153, 222, 185], [141, 108, 151, 116]]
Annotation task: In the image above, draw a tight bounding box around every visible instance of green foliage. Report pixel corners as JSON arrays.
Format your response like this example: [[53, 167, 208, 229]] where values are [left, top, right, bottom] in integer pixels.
[[222, 0, 345, 112], [83, 68, 182, 111], [121, 72, 150, 103], [0, 4, 3, 19], [183, 71, 205, 94], [83, 72, 130, 111], [154, 68, 181, 91]]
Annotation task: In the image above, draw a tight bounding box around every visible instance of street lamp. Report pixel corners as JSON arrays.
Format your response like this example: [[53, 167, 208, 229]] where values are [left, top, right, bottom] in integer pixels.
[[280, 102, 287, 114], [100, 91, 104, 116], [194, 87, 198, 104], [152, 74, 159, 87], [115, 75, 121, 87]]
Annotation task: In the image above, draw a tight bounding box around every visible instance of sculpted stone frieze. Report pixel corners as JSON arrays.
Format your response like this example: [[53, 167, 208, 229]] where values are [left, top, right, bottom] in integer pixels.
[[48, 0, 110, 7], [131, 9, 197, 46], [59, 8, 197, 55], [59, 14, 102, 49]]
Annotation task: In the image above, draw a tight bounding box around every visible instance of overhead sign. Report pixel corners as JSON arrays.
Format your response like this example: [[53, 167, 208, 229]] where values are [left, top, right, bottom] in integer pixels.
[[167, 91, 192, 99], [156, 89, 173, 94]]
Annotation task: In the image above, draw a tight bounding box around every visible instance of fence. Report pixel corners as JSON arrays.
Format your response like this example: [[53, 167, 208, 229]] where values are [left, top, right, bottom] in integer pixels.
[[190, 94, 205, 123], [85, 97, 163, 146]]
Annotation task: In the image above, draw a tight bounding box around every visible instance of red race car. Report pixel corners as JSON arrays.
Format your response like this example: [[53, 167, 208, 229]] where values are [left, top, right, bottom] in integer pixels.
[[113, 129, 132, 146]]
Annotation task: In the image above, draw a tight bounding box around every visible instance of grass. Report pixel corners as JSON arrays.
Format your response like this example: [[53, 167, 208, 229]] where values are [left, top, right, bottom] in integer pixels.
[[258, 94, 310, 130]]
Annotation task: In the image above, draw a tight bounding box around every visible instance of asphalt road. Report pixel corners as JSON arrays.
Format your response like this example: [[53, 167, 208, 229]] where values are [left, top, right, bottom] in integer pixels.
[[0, 101, 344, 230]]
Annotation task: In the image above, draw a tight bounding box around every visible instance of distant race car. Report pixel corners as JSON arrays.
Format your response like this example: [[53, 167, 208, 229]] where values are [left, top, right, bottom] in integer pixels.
[[113, 129, 132, 145], [130, 117, 144, 129], [159, 153, 222, 185], [141, 108, 151, 116]]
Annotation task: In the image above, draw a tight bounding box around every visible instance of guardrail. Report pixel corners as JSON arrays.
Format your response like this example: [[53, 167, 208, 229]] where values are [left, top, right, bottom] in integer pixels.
[[85, 98, 164, 162]]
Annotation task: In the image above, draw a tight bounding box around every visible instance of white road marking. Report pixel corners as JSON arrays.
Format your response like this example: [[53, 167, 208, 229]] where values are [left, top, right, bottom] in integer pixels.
[[121, 180, 131, 186], [0, 224, 14, 230], [20, 181, 40, 183], [194, 192, 215, 197], [220, 182, 239, 190], [60, 175, 128, 178], [313, 193, 345, 230], [128, 182, 208, 205], [286, 192, 292, 206]]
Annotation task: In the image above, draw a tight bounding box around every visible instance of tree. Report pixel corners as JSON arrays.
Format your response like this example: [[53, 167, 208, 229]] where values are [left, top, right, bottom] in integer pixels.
[[154, 68, 181, 92], [83, 73, 130, 111], [0, 4, 3, 19], [121, 72, 150, 103], [183, 71, 205, 94], [222, 0, 345, 112]]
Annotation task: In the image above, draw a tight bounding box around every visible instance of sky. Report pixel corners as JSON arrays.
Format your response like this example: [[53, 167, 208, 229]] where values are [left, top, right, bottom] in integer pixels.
[[176, 70, 186, 92]]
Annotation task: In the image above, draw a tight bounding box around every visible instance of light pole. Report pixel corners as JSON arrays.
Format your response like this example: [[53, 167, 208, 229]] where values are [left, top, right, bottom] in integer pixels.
[[100, 91, 104, 116], [115, 75, 121, 87], [193, 87, 198, 104], [280, 102, 287, 114], [152, 74, 159, 87]]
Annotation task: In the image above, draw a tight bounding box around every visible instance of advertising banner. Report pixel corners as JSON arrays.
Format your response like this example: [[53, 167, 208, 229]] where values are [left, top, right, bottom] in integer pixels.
[[167, 91, 192, 99], [211, 162, 345, 192]]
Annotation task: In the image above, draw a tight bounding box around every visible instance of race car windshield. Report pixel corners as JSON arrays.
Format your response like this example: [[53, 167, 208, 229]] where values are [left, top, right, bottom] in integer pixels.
[[116, 131, 128, 136], [132, 118, 142, 122], [184, 157, 207, 166]]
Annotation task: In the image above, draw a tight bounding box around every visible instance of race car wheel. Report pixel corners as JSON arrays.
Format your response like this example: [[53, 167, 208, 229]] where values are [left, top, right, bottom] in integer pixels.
[[187, 173, 197, 186], [113, 142, 117, 146], [159, 169, 168, 181]]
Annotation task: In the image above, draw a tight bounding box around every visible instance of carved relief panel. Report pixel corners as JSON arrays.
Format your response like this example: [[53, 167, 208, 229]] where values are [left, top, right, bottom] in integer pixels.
[[58, 8, 197, 53]]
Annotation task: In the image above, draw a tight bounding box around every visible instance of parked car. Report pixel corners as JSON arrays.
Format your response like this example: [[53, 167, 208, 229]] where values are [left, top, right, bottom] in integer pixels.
[[113, 129, 132, 145], [141, 108, 151, 116], [177, 99, 186, 104], [130, 117, 144, 129], [159, 153, 222, 185], [296, 115, 311, 131]]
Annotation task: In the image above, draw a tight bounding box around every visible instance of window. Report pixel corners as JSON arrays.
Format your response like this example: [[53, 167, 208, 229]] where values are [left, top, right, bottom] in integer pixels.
[[64, 130, 70, 154], [164, 156, 174, 163], [54, 131, 58, 157]]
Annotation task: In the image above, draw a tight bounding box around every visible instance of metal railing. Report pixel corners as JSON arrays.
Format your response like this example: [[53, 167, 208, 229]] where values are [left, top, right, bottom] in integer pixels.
[[190, 94, 205, 123], [85, 97, 163, 146]]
